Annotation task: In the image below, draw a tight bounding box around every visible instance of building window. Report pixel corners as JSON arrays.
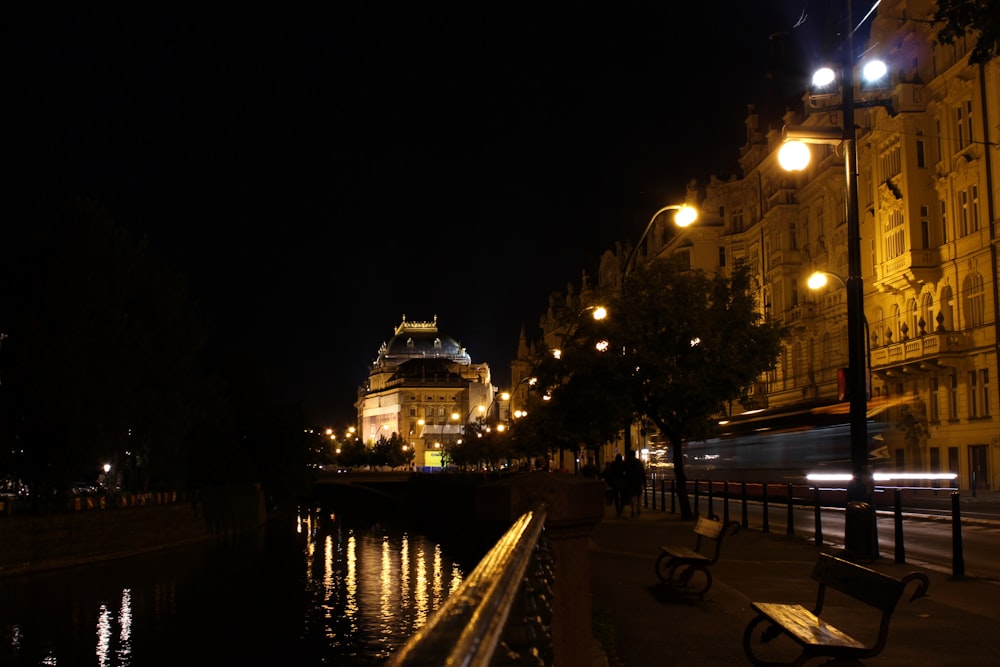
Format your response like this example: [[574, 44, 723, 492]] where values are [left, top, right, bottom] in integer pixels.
[[969, 370, 979, 418], [940, 200, 948, 243], [885, 211, 905, 260], [919, 204, 930, 248], [921, 292, 934, 335], [959, 189, 970, 236], [880, 141, 901, 179], [965, 273, 985, 327], [916, 139, 926, 167], [930, 376, 940, 422], [939, 285, 954, 331], [970, 185, 980, 232], [981, 369, 991, 417], [956, 103, 975, 149], [949, 372, 959, 420], [718, 246, 727, 267]]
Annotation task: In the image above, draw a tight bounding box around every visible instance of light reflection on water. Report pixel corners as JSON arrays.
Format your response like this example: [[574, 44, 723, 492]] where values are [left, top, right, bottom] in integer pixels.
[[0, 505, 481, 666]]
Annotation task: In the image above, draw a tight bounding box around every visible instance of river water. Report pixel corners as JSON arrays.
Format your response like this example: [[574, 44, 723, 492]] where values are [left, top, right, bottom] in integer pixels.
[[0, 504, 489, 666]]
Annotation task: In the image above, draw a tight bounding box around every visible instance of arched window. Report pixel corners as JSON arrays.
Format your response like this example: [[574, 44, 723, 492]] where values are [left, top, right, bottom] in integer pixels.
[[872, 305, 885, 346], [907, 298, 919, 340], [939, 285, 955, 331], [920, 292, 934, 336]]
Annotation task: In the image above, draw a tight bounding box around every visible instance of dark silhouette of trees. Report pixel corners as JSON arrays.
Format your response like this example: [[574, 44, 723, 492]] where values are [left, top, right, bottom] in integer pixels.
[[0, 199, 312, 509], [1, 200, 210, 503], [932, 0, 999, 64]]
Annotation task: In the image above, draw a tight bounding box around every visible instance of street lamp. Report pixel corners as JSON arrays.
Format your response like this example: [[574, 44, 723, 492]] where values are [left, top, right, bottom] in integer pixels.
[[623, 204, 698, 277], [807, 270, 873, 405], [778, 7, 888, 560]]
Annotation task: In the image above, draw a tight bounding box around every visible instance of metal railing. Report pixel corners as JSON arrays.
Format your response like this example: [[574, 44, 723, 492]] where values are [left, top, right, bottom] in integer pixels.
[[387, 504, 554, 666]]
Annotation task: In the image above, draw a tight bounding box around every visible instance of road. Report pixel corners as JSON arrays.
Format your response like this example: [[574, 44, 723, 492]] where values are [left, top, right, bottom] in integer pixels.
[[699, 494, 1000, 581]]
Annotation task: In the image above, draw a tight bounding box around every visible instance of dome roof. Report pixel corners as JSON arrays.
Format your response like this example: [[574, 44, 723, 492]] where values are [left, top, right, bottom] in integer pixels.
[[375, 316, 471, 366]]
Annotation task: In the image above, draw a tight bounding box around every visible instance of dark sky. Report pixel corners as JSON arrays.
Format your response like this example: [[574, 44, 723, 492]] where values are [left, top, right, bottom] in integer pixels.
[[11, 2, 863, 426]]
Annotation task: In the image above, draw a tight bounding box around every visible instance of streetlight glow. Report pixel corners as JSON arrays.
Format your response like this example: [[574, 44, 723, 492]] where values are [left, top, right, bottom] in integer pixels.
[[777, 140, 811, 172], [862, 59, 888, 83], [673, 204, 698, 227], [812, 67, 836, 88], [807, 271, 829, 290]]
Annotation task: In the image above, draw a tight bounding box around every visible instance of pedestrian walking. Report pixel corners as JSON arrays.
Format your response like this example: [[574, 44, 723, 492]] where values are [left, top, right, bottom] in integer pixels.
[[625, 449, 646, 517], [603, 454, 627, 517]]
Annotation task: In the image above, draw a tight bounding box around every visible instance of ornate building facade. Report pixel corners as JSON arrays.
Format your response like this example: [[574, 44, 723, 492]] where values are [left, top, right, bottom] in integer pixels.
[[528, 0, 999, 491], [358, 316, 496, 470]]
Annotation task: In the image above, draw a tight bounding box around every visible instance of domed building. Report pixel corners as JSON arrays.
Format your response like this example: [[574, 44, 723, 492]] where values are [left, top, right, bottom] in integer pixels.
[[359, 316, 497, 470]]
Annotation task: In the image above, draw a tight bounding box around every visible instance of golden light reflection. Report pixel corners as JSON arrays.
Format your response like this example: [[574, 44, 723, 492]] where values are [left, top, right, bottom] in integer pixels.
[[119, 588, 132, 665], [432, 545, 443, 606], [345, 535, 358, 620], [400, 536, 410, 606], [324, 535, 334, 596], [380, 537, 392, 635], [414, 544, 428, 626], [96, 603, 112, 666]]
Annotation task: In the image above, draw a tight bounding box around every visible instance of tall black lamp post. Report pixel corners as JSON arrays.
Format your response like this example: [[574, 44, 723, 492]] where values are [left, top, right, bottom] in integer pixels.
[[778, 4, 888, 561]]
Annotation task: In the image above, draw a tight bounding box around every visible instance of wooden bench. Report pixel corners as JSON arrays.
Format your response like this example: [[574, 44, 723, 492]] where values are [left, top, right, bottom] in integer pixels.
[[654, 515, 740, 598], [742, 552, 930, 666]]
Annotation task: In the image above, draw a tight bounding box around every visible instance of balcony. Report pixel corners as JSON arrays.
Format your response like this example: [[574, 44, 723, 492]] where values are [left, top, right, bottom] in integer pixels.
[[871, 331, 971, 377]]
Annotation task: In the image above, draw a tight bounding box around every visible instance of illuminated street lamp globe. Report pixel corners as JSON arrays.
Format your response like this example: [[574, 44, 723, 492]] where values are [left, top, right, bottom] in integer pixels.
[[673, 204, 698, 227], [777, 140, 811, 172]]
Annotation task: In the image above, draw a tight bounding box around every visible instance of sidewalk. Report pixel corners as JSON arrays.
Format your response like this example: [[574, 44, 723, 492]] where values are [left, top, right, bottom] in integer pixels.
[[588, 500, 1000, 666]]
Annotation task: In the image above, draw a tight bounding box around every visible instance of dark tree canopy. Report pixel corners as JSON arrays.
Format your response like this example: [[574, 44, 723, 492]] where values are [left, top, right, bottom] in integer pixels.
[[0, 199, 312, 505], [933, 0, 999, 64], [611, 257, 786, 518]]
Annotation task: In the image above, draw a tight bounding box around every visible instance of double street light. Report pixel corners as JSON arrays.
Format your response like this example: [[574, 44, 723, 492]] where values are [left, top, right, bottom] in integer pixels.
[[777, 5, 888, 560]]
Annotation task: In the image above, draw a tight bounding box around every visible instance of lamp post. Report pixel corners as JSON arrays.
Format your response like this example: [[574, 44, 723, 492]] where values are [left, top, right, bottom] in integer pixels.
[[807, 270, 873, 404], [778, 6, 886, 560], [623, 204, 698, 277]]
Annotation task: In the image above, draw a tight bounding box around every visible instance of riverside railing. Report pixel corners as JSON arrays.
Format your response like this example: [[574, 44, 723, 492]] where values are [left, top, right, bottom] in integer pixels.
[[387, 504, 554, 667], [642, 475, 971, 578]]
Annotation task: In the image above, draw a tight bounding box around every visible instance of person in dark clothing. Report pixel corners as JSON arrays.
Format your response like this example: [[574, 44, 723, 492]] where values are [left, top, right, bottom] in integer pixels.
[[602, 454, 627, 517], [625, 449, 647, 517]]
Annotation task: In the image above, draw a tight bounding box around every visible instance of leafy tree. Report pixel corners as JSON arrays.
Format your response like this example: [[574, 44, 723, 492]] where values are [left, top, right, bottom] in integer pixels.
[[372, 432, 412, 469], [611, 258, 787, 519], [933, 0, 999, 64], [337, 437, 369, 469], [521, 306, 634, 468]]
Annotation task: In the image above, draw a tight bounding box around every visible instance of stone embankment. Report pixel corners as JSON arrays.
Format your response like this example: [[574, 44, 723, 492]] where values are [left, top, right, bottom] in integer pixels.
[[0, 485, 267, 578]]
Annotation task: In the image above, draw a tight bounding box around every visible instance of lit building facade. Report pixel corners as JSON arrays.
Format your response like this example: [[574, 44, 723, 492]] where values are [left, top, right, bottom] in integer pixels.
[[359, 316, 496, 470], [527, 0, 999, 491]]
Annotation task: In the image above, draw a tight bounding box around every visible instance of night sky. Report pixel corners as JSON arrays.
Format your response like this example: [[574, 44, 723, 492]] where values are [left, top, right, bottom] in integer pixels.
[[10, 2, 861, 426]]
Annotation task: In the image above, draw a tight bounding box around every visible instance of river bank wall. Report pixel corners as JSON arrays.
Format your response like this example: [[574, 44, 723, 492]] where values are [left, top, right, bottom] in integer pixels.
[[0, 485, 268, 578]]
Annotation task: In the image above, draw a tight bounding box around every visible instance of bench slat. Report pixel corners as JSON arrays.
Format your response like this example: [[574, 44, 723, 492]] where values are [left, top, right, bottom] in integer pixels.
[[751, 602, 865, 649], [660, 546, 708, 562]]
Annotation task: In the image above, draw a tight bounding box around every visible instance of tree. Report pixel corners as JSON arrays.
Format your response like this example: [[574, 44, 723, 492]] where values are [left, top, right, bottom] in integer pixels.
[[933, 0, 999, 64], [612, 258, 787, 519], [522, 305, 635, 469]]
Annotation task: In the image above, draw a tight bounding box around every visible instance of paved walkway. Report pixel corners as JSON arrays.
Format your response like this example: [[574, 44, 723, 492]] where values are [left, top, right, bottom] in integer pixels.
[[588, 496, 1000, 666]]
